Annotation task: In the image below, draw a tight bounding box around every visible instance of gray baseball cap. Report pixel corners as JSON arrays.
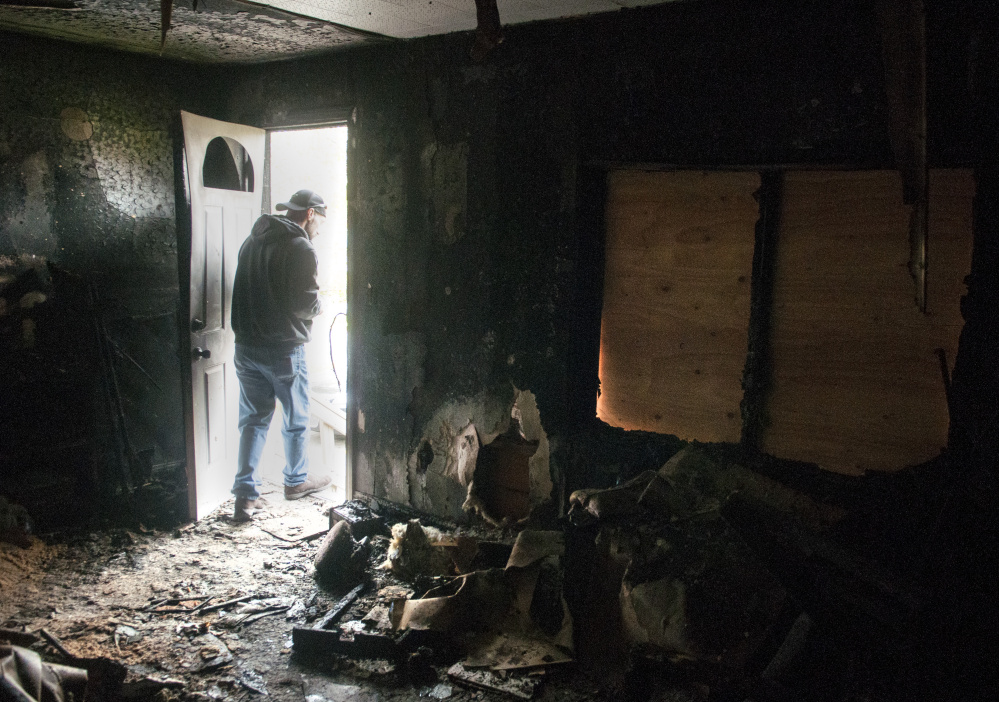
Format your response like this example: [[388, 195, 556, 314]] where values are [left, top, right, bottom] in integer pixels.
[[276, 189, 326, 217]]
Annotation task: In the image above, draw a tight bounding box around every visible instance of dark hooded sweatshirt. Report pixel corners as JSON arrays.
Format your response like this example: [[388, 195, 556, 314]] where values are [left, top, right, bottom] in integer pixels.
[[231, 214, 322, 350]]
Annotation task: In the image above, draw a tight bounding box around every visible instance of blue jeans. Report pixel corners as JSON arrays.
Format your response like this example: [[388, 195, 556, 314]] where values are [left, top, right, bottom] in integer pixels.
[[232, 343, 310, 500]]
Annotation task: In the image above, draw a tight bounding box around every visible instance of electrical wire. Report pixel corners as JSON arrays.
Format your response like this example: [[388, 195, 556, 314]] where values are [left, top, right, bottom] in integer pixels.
[[328, 312, 346, 393]]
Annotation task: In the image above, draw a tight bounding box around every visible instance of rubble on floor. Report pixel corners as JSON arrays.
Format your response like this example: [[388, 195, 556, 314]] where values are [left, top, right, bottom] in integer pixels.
[[0, 492, 606, 702], [1, 643, 89, 700], [0, 446, 965, 701], [295, 503, 575, 698]]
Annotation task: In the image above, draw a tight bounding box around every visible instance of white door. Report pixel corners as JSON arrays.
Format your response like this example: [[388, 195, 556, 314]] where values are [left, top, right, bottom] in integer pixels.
[[181, 111, 265, 520]]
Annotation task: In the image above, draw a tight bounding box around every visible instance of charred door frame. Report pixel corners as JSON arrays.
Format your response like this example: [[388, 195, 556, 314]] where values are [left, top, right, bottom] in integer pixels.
[[173, 108, 356, 518], [260, 109, 357, 503]]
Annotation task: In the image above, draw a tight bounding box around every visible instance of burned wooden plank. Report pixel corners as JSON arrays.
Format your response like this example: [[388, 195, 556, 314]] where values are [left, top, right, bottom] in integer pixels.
[[314, 582, 366, 630], [328, 500, 387, 540], [362, 495, 456, 532], [471, 0, 503, 61], [238, 605, 291, 626], [0, 628, 39, 647], [160, 0, 173, 49], [197, 595, 255, 614], [39, 628, 76, 660], [292, 627, 398, 661], [447, 662, 540, 700], [742, 170, 783, 454], [314, 522, 369, 586]]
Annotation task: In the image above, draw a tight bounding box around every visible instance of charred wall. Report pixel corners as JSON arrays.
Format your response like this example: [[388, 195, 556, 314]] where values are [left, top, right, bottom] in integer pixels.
[[0, 0, 994, 531], [225, 0, 993, 521], [0, 35, 226, 526]]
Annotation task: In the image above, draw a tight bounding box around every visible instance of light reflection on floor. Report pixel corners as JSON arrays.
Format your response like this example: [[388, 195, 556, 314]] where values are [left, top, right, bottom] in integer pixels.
[[256, 405, 344, 506]]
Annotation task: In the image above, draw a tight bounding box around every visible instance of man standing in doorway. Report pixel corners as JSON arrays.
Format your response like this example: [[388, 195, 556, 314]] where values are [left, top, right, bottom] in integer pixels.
[[230, 189, 331, 522]]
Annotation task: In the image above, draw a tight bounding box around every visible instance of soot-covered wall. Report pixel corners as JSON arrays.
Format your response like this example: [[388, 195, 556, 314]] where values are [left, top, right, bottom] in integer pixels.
[[1, 0, 994, 529], [227, 0, 991, 521], [0, 35, 225, 525]]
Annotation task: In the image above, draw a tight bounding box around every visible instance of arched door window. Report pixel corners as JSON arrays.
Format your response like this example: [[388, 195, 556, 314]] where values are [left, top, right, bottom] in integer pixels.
[[202, 136, 254, 191]]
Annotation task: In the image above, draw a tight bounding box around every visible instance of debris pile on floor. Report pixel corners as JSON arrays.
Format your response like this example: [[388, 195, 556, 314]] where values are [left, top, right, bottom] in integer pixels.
[[0, 445, 953, 701], [294, 499, 575, 699]]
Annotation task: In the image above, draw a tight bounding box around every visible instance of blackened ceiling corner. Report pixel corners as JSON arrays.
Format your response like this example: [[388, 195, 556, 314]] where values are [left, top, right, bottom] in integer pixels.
[[0, 0, 681, 63], [0, 0, 381, 63]]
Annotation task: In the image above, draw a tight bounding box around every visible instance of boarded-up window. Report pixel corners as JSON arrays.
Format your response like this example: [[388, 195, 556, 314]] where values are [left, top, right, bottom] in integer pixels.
[[598, 170, 759, 442], [761, 170, 973, 474]]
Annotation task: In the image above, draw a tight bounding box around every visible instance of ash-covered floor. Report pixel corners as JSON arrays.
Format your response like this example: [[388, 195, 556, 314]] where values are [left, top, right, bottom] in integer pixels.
[[4, 445, 990, 702], [0, 492, 619, 702]]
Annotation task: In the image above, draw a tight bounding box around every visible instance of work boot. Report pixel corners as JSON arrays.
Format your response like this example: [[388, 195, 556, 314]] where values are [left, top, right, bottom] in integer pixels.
[[233, 496, 267, 522], [284, 474, 331, 500]]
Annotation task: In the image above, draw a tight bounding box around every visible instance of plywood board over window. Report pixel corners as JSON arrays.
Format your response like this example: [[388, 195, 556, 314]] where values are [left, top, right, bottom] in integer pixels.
[[598, 170, 760, 442], [762, 170, 973, 474]]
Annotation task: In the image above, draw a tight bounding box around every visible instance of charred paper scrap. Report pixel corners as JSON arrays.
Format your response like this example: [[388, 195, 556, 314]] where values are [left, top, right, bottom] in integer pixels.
[[572, 447, 803, 680], [390, 530, 573, 672]]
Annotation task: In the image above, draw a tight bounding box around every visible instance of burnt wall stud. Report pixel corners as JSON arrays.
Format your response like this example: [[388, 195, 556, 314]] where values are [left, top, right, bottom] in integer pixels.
[[877, 0, 929, 312], [741, 170, 783, 456]]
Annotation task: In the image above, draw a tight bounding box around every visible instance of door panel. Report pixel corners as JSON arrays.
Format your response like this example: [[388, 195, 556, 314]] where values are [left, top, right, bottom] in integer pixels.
[[205, 365, 227, 465], [181, 111, 265, 520], [204, 206, 225, 330]]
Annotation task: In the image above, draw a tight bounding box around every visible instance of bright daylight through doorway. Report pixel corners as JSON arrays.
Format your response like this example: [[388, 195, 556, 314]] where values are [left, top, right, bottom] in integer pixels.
[[257, 125, 349, 504]]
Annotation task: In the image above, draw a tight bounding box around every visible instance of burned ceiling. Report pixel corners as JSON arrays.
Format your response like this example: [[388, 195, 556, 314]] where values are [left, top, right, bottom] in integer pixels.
[[0, 0, 683, 63], [0, 0, 381, 63]]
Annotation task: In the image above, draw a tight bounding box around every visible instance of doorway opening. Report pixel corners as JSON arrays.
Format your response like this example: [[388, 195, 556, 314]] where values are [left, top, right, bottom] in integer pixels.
[[257, 124, 350, 503]]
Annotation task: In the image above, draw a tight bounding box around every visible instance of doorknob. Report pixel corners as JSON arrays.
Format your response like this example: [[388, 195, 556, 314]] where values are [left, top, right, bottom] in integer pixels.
[[191, 318, 206, 332], [192, 347, 212, 360]]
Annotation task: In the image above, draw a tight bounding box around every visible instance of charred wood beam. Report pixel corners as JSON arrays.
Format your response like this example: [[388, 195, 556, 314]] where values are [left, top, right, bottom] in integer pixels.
[[471, 0, 502, 62], [160, 0, 172, 50], [292, 628, 398, 662], [313, 582, 365, 630], [723, 495, 929, 632], [89, 283, 138, 514], [741, 171, 783, 455], [39, 628, 76, 661], [948, 7, 999, 469], [877, 0, 928, 312], [356, 493, 456, 531], [197, 595, 255, 614], [570, 166, 608, 426], [0, 629, 39, 648]]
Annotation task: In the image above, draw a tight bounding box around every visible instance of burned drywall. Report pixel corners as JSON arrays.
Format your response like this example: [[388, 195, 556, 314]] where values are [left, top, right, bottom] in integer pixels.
[[395, 387, 553, 524], [0, 34, 229, 526]]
